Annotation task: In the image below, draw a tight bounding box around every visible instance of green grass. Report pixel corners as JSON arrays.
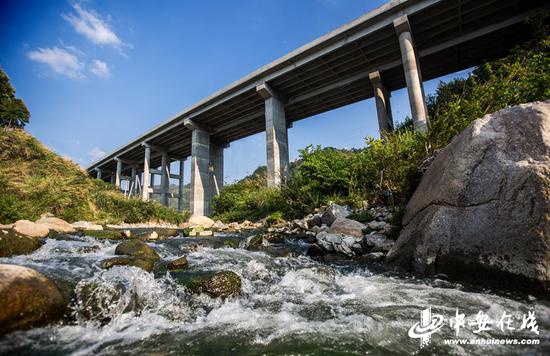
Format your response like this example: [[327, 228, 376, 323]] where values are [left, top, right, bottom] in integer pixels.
[[0, 128, 190, 224]]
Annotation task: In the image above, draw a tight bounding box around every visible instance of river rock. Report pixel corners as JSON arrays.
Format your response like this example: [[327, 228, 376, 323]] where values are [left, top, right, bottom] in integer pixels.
[[387, 101, 550, 292], [320, 203, 351, 226], [359, 252, 386, 264], [167, 256, 188, 270], [316, 231, 362, 257], [328, 218, 365, 239], [0, 229, 43, 257], [135, 231, 159, 241], [0, 264, 66, 334], [72, 221, 103, 231], [13, 220, 49, 238], [188, 216, 215, 228], [365, 233, 394, 253], [187, 271, 242, 298], [36, 217, 76, 234], [306, 243, 325, 258], [83, 230, 124, 240], [306, 214, 323, 229], [115, 240, 160, 261], [100, 257, 155, 272]]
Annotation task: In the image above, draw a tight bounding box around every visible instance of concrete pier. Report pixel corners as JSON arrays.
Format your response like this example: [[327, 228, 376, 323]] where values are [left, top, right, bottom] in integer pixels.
[[178, 158, 185, 211], [209, 142, 224, 203], [115, 159, 122, 189], [95, 168, 102, 180], [257, 83, 289, 188], [189, 124, 211, 216], [369, 71, 394, 138], [142, 144, 151, 201], [394, 15, 428, 131], [130, 166, 137, 195], [160, 151, 169, 206]]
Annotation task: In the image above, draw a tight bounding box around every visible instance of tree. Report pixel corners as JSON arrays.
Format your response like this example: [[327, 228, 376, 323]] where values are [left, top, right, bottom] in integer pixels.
[[0, 68, 30, 128]]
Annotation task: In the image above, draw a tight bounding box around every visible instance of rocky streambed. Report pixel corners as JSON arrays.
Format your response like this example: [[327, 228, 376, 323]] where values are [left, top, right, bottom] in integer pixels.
[[0, 229, 549, 355]]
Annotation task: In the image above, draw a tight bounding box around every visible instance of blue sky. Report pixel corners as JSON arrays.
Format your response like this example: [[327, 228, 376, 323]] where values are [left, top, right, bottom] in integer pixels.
[[0, 0, 470, 185]]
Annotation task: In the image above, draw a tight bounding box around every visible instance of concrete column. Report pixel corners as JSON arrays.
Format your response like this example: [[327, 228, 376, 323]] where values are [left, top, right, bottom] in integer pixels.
[[369, 71, 394, 138], [130, 166, 137, 196], [95, 168, 102, 180], [115, 159, 122, 190], [394, 15, 428, 131], [209, 142, 224, 203], [257, 83, 289, 188], [190, 127, 211, 216], [178, 158, 185, 212], [160, 151, 170, 206], [142, 144, 151, 201], [110, 175, 115, 185]]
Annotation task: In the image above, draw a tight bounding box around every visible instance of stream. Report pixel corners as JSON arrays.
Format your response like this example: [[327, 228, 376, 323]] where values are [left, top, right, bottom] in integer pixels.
[[0, 233, 548, 355]]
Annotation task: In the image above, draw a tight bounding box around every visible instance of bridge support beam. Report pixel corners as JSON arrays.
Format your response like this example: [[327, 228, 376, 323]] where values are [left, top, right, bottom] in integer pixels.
[[209, 142, 224, 204], [115, 159, 122, 190], [130, 166, 137, 196], [369, 71, 394, 138], [190, 127, 211, 217], [178, 158, 186, 212], [95, 168, 102, 180], [257, 83, 289, 188], [160, 151, 170, 206], [142, 144, 152, 201], [394, 15, 428, 131]]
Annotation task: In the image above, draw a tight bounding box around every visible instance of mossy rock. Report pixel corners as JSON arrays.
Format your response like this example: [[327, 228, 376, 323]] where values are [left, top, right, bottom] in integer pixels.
[[246, 235, 264, 250], [0, 229, 43, 257], [167, 256, 188, 271], [83, 230, 123, 240], [76, 281, 122, 323], [155, 228, 179, 238], [100, 256, 155, 272], [114, 240, 160, 261], [186, 271, 241, 298]]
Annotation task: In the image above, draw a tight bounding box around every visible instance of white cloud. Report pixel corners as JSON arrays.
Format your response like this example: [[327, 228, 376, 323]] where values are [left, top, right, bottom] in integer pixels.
[[90, 59, 109, 78], [63, 3, 130, 51], [89, 147, 106, 160], [28, 47, 85, 78]]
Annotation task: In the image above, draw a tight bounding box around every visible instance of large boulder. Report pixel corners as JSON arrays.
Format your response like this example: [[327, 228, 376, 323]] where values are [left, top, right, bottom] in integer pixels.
[[13, 220, 49, 238], [36, 217, 76, 234], [115, 240, 160, 261], [188, 216, 215, 229], [0, 264, 66, 334], [387, 101, 550, 292], [320, 203, 351, 226], [0, 229, 43, 257], [329, 218, 365, 239], [316, 231, 362, 257], [186, 271, 242, 298]]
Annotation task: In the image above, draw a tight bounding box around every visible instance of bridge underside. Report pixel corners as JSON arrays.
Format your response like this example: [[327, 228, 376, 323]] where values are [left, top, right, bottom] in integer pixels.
[[88, 0, 548, 216]]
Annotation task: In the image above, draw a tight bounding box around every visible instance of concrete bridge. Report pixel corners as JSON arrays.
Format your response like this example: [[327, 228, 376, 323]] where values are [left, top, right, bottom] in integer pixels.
[[87, 0, 547, 217]]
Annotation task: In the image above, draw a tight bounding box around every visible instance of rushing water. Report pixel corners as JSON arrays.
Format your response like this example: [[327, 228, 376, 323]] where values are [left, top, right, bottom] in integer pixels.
[[0, 233, 548, 355]]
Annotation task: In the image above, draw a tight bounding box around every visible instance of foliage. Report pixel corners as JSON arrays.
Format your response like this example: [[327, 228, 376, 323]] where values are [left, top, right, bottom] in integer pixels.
[[347, 210, 374, 224], [0, 68, 30, 128], [0, 128, 189, 224]]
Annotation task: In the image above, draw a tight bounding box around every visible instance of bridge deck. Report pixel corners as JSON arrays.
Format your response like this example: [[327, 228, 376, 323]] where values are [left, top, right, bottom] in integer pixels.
[[87, 0, 547, 177]]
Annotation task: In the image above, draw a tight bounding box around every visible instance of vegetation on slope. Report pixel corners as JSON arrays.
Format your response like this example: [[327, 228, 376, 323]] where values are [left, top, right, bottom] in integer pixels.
[[212, 26, 550, 224], [0, 128, 189, 224]]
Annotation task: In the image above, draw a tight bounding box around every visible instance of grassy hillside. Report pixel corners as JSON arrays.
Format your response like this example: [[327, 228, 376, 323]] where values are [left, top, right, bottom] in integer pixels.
[[0, 128, 189, 224], [212, 26, 550, 224]]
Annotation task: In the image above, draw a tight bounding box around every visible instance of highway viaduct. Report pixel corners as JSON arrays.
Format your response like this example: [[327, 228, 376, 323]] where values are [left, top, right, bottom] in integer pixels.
[[87, 0, 548, 217]]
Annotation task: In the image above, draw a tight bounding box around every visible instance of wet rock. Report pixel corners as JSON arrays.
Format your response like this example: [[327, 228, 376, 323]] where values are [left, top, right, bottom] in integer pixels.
[[0, 229, 43, 257], [292, 219, 308, 230], [320, 203, 351, 226], [328, 218, 365, 239], [306, 244, 325, 258], [188, 216, 215, 229], [100, 257, 155, 272], [83, 229, 124, 240], [0, 264, 66, 334], [36, 217, 76, 234], [187, 271, 242, 298], [115, 240, 160, 261], [154, 228, 179, 238], [359, 252, 386, 264], [167, 256, 188, 270], [365, 233, 394, 253], [72, 221, 103, 231], [135, 231, 159, 241], [306, 214, 322, 229], [387, 101, 550, 292], [316, 231, 362, 257], [366, 221, 387, 231], [188, 226, 213, 237], [13, 220, 49, 238]]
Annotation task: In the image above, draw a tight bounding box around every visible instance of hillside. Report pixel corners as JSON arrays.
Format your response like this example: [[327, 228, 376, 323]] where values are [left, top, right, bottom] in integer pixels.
[[0, 128, 188, 224]]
